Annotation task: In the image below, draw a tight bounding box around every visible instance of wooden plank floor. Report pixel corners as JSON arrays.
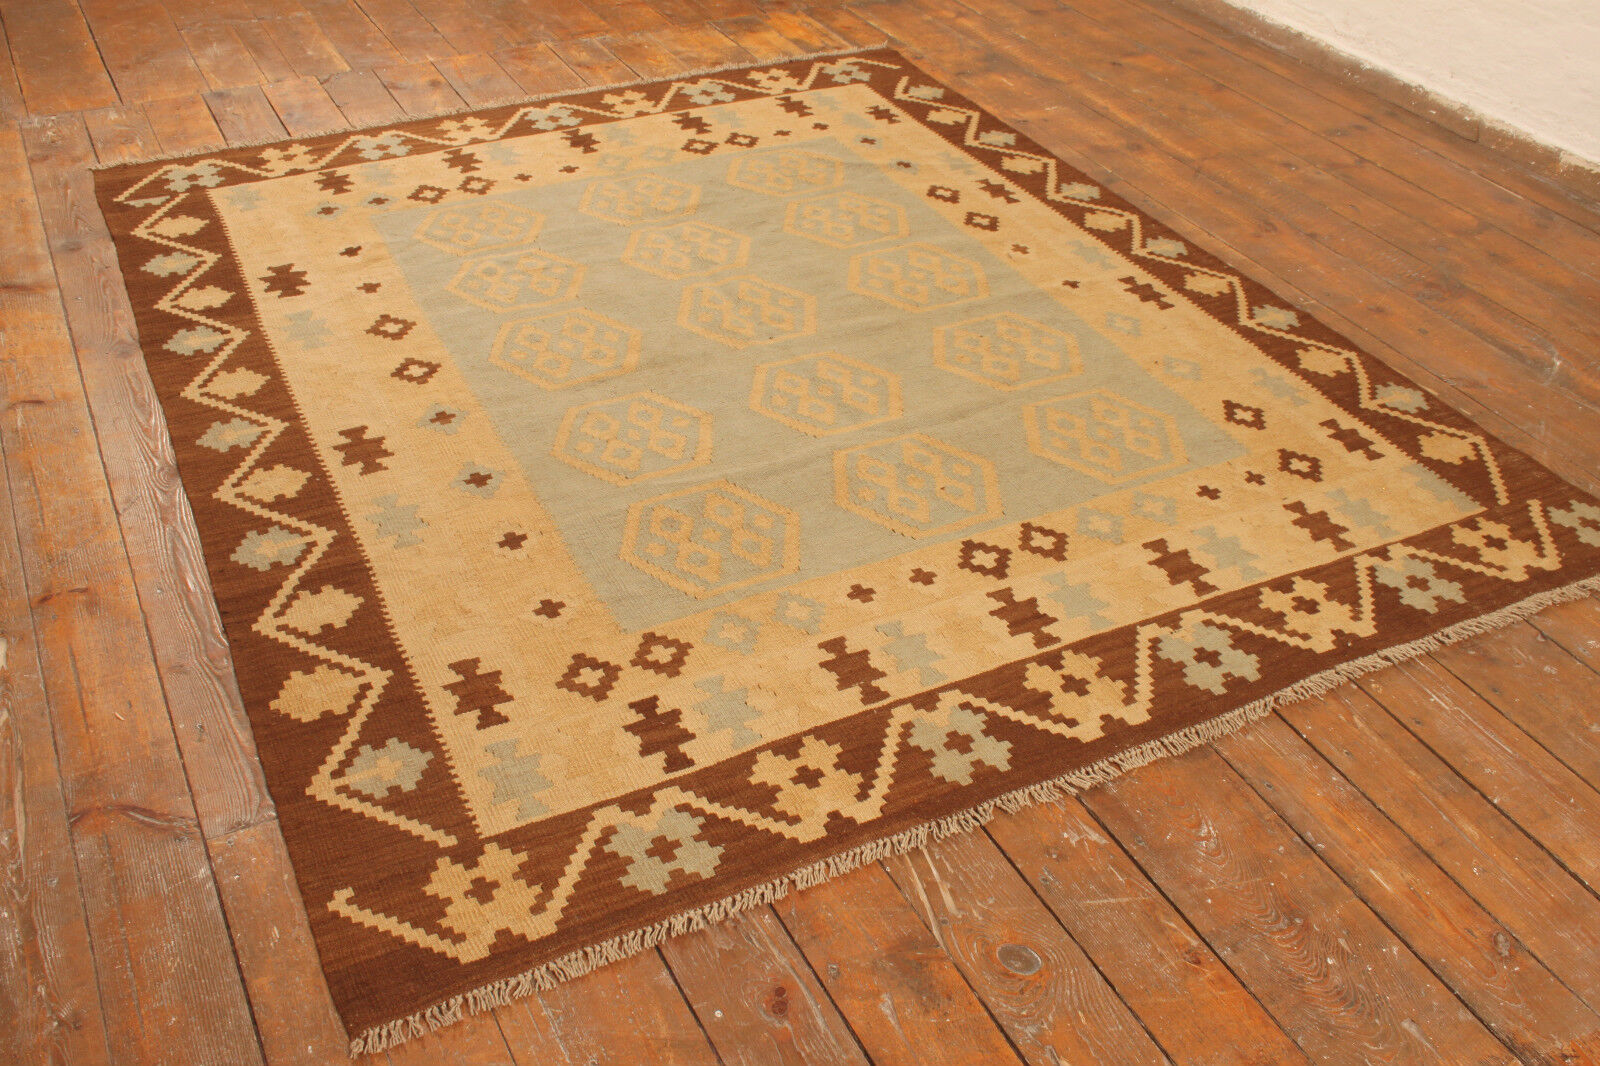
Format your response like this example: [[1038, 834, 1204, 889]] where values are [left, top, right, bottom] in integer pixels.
[[3, 1, 1600, 1063]]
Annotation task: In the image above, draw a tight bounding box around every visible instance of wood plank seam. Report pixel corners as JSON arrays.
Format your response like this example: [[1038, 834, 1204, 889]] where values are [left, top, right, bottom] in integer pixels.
[[1357, 669, 1600, 904], [19, 110, 269, 1064], [1065, 793, 1386, 1064], [1426, 635, 1600, 791], [975, 824, 1181, 1063], [1210, 723, 1584, 1060], [760, 902, 878, 1064]]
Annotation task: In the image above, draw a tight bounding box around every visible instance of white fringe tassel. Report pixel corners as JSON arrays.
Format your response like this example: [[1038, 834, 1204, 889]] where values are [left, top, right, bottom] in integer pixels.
[[347, 573, 1600, 1057]]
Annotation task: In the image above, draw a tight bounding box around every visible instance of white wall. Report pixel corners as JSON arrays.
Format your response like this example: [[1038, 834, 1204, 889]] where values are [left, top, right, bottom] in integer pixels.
[[1218, 0, 1600, 165]]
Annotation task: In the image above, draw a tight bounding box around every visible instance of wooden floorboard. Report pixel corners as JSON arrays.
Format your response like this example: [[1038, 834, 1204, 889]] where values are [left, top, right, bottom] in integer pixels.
[[4, 1, 1599, 1063]]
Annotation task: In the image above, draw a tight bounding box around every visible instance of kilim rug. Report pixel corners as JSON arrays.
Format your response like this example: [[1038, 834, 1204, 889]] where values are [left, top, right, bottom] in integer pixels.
[[94, 48, 1600, 1053]]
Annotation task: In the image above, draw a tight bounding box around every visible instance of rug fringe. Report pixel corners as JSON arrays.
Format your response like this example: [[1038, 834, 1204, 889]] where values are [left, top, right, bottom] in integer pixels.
[[345, 572, 1600, 1057], [89, 45, 893, 171]]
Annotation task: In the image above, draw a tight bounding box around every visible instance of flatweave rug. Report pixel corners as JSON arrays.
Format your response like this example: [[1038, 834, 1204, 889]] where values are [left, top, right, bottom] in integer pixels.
[[94, 48, 1600, 1053]]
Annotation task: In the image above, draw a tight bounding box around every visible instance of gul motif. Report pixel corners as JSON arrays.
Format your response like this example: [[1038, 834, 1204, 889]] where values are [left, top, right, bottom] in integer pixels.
[[834, 433, 1001, 538], [849, 242, 988, 310], [726, 149, 845, 195], [679, 276, 816, 348], [783, 191, 907, 247], [415, 202, 543, 254], [447, 249, 583, 311], [621, 480, 800, 597], [1024, 388, 1187, 483], [579, 174, 702, 223], [749, 352, 902, 436], [490, 309, 640, 388], [623, 221, 750, 278], [94, 54, 1600, 1027], [934, 313, 1082, 390], [552, 392, 712, 484]]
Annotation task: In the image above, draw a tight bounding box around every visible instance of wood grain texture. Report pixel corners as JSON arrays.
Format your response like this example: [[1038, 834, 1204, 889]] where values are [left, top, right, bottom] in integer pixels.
[[16, 113, 263, 1065], [1428, 622, 1600, 788], [0, 14, 29, 120], [295, 0, 405, 70], [346, 0, 454, 64], [77, 0, 210, 105], [206, 84, 292, 145], [1067, 0, 1600, 287], [323, 69, 406, 129], [1083, 748, 1516, 1065], [144, 93, 226, 156], [1278, 684, 1600, 1015], [435, 53, 525, 107], [546, 38, 638, 87], [0, 130, 114, 1066], [381, 1014, 516, 1066], [1022, 0, 1600, 402], [986, 798, 1313, 1066], [1217, 713, 1600, 1063], [238, 0, 351, 80], [209, 822, 350, 1066], [660, 906, 871, 1066], [82, 106, 160, 165], [264, 77, 349, 137], [883, 830, 1170, 1066], [373, 60, 467, 117], [32, 111, 275, 851], [774, 862, 1031, 1066], [5, 3, 1600, 1063], [176, 21, 270, 90], [0, 0, 119, 113], [1361, 656, 1600, 892], [492, 45, 584, 98], [1148, 0, 1600, 235], [1530, 595, 1600, 671], [501, 951, 723, 1065]]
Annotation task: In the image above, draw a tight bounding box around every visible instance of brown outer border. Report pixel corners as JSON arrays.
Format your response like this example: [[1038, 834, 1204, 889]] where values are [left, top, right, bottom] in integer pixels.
[[92, 49, 1600, 1053]]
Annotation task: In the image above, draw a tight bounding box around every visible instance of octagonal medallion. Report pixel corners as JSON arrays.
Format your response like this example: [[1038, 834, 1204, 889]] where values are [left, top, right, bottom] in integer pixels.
[[579, 175, 701, 224], [447, 249, 583, 311], [726, 150, 845, 196], [490, 309, 640, 389], [783, 192, 908, 248], [553, 391, 711, 485], [621, 480, 800, 598], [415, 202, 543, 254], [934, 313, 1083, 390], [679, 275, 816, 349], [849, 243, 988, 311], [750, 352, 902, 436], [1024, 388, 1187, 483], [834, 433, 1001, 538], [623, 222, 750, 279]]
